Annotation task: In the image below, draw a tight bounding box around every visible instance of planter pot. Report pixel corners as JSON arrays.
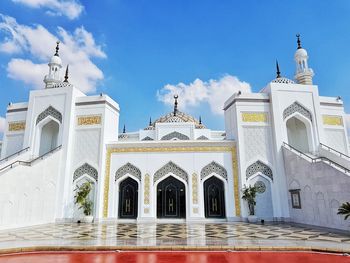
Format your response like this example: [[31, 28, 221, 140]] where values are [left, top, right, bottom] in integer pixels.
[[81, 216, 94, 223], [247, 215, 258, 223]]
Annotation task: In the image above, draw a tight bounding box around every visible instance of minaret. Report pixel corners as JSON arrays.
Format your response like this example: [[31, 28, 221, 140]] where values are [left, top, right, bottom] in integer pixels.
[[294, 34, 314, 85], [44, 41, 63, 88], [276, 60, 281, 78]]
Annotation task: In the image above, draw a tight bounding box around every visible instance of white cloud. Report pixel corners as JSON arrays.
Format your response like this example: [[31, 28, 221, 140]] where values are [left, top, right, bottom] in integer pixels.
[[11, 0, 84, 20], [157, 75, 251, 115], [0, 14, 106, 93]]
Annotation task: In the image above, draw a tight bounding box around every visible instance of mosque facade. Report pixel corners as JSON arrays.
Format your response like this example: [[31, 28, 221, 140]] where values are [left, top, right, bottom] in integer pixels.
[[0, 37, 349, 230]]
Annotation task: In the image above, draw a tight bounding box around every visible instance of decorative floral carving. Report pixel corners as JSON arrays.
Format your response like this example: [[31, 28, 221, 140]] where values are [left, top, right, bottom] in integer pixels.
[[161, 131, 190, 140], [73, 163, 98, 182], [283, 102, 312, 121], [36, 106, 62, 124], [246, 160, 273, 181], [254, 181, 266, 193], [115, 163, 141, 181], [154, 161, 188, 183], [200, 161, 227, 181]]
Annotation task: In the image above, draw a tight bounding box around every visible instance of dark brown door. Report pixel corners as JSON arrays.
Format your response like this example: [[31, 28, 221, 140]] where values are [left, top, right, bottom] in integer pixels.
[[204, 177, 225, 218], [119, 177, 138, 219]]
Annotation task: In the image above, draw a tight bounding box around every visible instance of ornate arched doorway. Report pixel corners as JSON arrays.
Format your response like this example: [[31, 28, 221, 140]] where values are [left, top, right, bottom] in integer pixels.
[[286, 117, 310, 152], [204, 176, 225, 218], [157, 176, 186, 218], [118, 177, 138, 219], [39, 120, 59, 155]]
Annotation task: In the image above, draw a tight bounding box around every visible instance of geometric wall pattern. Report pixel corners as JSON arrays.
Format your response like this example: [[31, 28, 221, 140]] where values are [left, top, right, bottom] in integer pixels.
[[144, 174, 150, 205], [73, 163, 98, 182], [161, 131, 190, 140], [154, 161, 188, 183], [246, 160, 273, 181], [243, 126, 272, 164], [283, 101, 312, 122], [192, 173, 198, 204], [36, 106, 62, 124], [200, 161, 227, 181], [115, 163, 141, 181]]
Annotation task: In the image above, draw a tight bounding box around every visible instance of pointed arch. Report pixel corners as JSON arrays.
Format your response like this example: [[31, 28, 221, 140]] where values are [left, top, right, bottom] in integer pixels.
[[141, 136, 154, 141], [197, 135, 209, 140], [115, 162, 141, 181], [161, 131, 189, 140], [154, 161, 188, 183], [200, 161, 227, 181], [283, 102, 312, 122], [246, 160, 273, 181], [36, 106, 62, 125], [73, 163, 98, 182]]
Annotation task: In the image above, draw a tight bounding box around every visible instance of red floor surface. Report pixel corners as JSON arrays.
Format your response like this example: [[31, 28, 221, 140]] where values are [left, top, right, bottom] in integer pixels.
[[0, 251, 349, 263]]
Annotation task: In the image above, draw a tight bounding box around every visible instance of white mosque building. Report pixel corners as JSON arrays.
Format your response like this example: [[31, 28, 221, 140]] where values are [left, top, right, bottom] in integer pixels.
[[0, 36, 349, 230]]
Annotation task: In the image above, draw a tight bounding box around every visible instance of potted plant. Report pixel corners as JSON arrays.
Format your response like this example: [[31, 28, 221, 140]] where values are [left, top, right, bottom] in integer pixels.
[[338, 202, 350, 220], [74, 181, 94, 223], [242, 185, 258, 223]]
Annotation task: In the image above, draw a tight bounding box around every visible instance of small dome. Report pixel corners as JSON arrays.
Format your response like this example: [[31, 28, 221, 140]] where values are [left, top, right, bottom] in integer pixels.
[[294, 48, 308, 59], [49, 55, 62, 65], [271, 77, 295, 84]]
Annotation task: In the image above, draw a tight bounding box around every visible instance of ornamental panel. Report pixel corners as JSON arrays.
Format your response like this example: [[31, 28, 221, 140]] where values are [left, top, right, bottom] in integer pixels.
[[200, 161, 228, 181], [192, 173, 198, 204], [36, 106, 62, 124], [73, 163, 98, 182], [246, 160, 273, 181], [115, 163, 141, 181], [322, 115, 343, 126], [197, 135, 209, 140], [154, 161, 188, 183], [255, 181, 266, 193], [8, 121, 25, 132], [144, 174, 150, 205], [77, 115, 101, 126], [242, 112, 268, 123], [161, 131, 189, 140], [141, 136, 154, 141], [283, 102, 312, 121]]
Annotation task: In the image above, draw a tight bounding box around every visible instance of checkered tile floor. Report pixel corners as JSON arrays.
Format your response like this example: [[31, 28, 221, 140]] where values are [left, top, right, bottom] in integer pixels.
[[0, 222, 350, 252]]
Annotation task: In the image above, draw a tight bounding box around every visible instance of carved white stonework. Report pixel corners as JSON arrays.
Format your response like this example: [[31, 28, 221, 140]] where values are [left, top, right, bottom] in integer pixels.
[[324, 128, 347, 153], [243, 126, 272, 164], [246, 160, 273, 181], [161, 131, 189, 140], [73, 163, 98, 181], [36, 106, 62, 124], [283, 102, 312, 121], [115, 163, 141, 181], [200, 161, 227, 181], [154, 161, 188, 183], [73, 129, 101, 169]]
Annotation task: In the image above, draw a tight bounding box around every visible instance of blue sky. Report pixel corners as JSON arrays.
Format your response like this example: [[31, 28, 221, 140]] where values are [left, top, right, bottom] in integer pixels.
[[0, 0, 350, 137]]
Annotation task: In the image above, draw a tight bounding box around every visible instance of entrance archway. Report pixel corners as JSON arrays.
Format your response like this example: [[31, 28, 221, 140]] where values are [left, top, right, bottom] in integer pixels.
[[157, 176, 186, 218], [286, 116, 310, 152], [204, 176, 225, 218], [39, 120, 59, 156], [118, 177, 138, 219]]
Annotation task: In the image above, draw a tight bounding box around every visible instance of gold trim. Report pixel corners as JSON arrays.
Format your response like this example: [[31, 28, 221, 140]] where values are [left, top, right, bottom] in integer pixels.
[[144, 174, 150, 205], [8, 121, 25, 131], [242, 112, 268, 123], [103, 145, 240, 218], [192, 173, 198, 205], [231, 147, 241, 216], [322, 115, 343, 126], [77, 115, 101, 126]]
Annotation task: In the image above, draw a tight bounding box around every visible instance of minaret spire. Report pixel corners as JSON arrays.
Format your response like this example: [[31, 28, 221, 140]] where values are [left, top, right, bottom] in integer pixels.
[[173, 95, 178, 116], [149, 117, 152, 126], [123, 124, 126, 133], [199, 116, 202, 125], [296, 34, 302, 49], [64, 65, 69, 83], [276, 60, 281, 78], [54, 41, 60, 56]]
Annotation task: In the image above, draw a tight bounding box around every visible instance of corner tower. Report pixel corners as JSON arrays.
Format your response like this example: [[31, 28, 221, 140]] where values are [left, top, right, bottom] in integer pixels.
[[294, 34, 314, 85]]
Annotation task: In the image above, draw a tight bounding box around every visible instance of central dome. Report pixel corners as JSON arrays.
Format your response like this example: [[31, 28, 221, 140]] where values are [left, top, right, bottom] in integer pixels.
[[145, 111, 205, 130]]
